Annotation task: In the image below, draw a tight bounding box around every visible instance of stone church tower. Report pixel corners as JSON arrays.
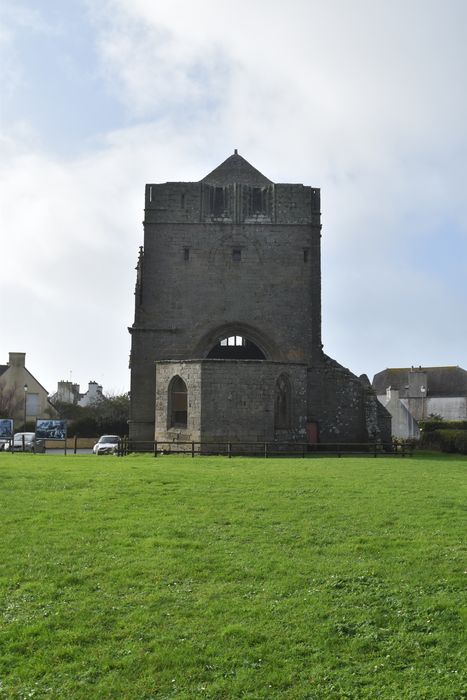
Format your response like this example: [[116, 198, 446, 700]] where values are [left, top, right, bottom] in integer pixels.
[[129, 152, 390, 446]]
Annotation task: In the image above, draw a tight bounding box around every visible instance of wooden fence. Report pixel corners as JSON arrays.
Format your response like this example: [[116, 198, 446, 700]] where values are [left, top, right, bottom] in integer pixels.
[[116, 439, 414, 458]]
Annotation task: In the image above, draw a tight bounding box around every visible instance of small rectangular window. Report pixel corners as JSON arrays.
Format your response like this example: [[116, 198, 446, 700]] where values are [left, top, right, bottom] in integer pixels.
[[303, 248, 309, 262], [184, 247, 190, 261], [232, 248, 242, 262]]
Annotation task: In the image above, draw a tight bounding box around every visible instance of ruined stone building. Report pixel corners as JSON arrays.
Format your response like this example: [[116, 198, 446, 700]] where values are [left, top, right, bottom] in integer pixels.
[[129, 152, 390, 445]]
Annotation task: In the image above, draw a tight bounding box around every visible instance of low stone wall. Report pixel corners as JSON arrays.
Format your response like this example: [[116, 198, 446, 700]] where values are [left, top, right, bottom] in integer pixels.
[[44, 437, 97, 449]]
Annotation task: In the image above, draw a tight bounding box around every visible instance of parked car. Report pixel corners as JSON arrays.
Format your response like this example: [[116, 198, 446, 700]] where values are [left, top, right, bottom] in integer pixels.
[[92, 435, 120, 455], [0, 438, 11, 451], [10, 432, 46, 453]]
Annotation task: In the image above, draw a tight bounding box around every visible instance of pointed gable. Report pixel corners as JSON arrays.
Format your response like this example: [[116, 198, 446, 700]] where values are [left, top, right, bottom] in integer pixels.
[[201, 150, 273, 187]]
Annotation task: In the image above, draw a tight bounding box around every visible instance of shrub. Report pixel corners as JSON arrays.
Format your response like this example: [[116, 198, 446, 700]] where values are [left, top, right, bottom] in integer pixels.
[[428, 429, 467, 454], [53, 393, 129, 437], [419, 419, 467, 433]]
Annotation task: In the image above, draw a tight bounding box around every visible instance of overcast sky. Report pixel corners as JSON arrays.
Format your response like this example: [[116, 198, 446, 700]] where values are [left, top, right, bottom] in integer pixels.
[[1, 0, 466, 395]]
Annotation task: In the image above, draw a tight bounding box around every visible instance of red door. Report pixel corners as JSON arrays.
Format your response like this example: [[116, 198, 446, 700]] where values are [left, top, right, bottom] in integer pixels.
[[306, 421, 319, 445]]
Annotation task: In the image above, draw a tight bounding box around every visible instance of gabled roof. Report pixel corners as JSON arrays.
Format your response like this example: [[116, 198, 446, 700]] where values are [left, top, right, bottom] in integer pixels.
[[201, 151, 272, 187], [0, 360, 50, 395], [373, 366, 467, 397]]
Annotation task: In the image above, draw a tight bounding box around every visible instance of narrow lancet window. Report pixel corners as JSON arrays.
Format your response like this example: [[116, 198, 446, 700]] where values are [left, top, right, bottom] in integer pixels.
[[274, 374, 292, 430], [169, 376, 187, 428]]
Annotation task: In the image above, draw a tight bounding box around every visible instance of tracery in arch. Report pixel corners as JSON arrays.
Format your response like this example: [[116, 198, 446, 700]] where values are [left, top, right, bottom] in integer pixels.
[[207, 335, 266, 359]]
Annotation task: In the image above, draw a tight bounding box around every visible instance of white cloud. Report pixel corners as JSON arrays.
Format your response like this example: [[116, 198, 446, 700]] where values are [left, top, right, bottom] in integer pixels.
[[1, 0, 466, 391]]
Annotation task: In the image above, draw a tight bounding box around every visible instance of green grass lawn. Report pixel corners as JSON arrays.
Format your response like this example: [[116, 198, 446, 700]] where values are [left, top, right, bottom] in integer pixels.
[[0, 452, 465, 699]]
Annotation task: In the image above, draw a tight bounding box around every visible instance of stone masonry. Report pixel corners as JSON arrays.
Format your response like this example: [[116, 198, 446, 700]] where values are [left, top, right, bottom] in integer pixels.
[[129, 151, 391, 446]]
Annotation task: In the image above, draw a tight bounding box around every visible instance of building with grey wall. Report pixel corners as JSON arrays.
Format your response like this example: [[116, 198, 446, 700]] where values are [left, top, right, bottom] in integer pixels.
[[373, 366, 467, 423], [378, 387, 420, 440], [129, 152, 390, 446]]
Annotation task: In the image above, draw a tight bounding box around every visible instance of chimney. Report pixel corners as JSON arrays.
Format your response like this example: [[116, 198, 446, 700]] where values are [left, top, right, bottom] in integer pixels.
[[9, 352, 26, 368]]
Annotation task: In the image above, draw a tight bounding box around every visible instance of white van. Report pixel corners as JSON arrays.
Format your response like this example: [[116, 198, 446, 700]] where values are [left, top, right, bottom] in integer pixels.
[[11, 432, 45, 453]]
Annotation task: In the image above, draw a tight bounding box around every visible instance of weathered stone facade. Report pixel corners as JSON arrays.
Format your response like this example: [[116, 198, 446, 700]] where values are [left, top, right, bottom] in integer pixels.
[[129, 152, 390, 445], [155, 360, 308, 444]]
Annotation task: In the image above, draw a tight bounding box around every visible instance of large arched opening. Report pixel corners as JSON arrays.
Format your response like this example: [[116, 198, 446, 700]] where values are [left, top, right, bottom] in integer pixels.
[[193, 322, 282, 362]]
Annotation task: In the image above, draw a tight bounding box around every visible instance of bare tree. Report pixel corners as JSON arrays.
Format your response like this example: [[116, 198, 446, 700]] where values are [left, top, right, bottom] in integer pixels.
[[0, 382, 22, 419]]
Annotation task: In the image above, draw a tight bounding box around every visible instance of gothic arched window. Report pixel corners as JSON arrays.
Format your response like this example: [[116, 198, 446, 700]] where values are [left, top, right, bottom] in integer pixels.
[[169, 376, 187, 428], [274, 374, 292, 430]]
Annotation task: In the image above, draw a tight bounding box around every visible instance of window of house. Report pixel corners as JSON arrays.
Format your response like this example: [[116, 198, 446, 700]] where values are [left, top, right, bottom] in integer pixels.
[[169, 376, 187, 428], [183, 247, 190, 261], [303, 248, 309, 262], [232, 248, 242, 262], [26, 393, 40, 416]]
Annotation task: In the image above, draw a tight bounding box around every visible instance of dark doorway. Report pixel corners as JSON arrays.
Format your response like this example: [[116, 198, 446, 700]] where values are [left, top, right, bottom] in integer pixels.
[[306, 421, 319, 445]]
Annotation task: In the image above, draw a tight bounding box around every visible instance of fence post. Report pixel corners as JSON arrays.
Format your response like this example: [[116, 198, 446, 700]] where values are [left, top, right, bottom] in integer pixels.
[[192, 441, 195, 458], [74, 435, 78, 454], [264, 442, 268, 458], [154, 440, 158, 457], [228, 442, 232, 458]]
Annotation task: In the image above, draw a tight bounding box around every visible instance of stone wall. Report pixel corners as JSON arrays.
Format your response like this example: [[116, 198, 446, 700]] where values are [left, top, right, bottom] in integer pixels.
[[144, 182, 320, 226], [308, 359, 370, 443], [131, 178, 322, 441], [155, 359, 307, 444]]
